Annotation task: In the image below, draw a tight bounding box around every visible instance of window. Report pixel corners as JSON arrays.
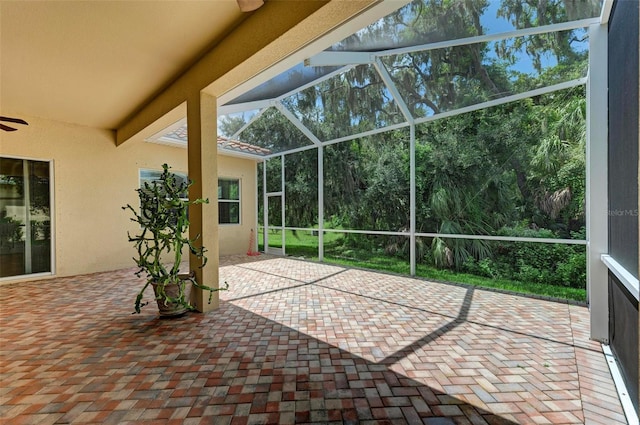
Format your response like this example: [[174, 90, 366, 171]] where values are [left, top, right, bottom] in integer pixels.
[[218, 178, 240, 224], [139, 168, 188, 199]]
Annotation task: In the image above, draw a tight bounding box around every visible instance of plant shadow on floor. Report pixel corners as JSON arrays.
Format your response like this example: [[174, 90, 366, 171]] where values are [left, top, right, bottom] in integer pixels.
[[1, 269, 518, 424], [117, 302, 518, 424]]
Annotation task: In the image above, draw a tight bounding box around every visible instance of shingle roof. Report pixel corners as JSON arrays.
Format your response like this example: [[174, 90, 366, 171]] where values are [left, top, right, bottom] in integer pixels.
[[162, 125, 271, 156], [217, 136, 272, 156]]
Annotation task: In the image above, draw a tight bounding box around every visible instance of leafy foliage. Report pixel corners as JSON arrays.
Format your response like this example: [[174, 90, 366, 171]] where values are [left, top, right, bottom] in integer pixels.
[[0, 212, 23, 247], [234, 0, 591, 292], [255, 92, 588, 289], [123, 164, 227, 314]]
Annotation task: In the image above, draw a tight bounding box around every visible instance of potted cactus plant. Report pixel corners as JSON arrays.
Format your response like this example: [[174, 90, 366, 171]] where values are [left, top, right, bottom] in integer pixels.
[[123, 163, 227, 316]]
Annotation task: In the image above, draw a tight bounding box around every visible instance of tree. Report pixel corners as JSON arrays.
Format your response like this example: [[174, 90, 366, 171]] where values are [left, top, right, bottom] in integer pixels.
[[232, 0, 590, 279]]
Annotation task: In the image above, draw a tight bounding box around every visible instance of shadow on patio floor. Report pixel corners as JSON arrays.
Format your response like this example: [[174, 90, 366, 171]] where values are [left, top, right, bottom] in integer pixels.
[[0, 255, 627, 424]]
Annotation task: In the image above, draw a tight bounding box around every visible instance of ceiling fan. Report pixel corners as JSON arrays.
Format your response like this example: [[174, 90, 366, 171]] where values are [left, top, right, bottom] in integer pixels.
[[0, 116, 28, 132], [236, 0, 264, 12]]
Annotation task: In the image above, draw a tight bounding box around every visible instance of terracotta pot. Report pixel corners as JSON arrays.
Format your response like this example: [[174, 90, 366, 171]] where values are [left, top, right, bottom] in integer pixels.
[[151, 272, 194, 317]]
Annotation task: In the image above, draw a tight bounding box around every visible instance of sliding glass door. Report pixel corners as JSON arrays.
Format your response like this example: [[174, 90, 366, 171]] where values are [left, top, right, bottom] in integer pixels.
[[0, 157, 52, 278]]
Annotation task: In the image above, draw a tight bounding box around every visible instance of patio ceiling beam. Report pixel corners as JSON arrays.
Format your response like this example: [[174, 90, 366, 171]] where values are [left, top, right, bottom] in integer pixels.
[[231, 106, 270, 139], [219, 99, 272, 116], [374, 18, 600, 58], [115, 0, 385, 146], [260, 76, 586, 161], [218, 14, 598, 148], [373, 57, 414, 124], [276, 65, 354, 104], [323, 121, 411, 147], [219, 65, 353, 118], [413, 78, 588, 127], [261, 141, 319, 160], [273, 101, 323, 146], [217, 1, 409, 107], [304, 51, 373, 67], [260, 121, 411, 160]]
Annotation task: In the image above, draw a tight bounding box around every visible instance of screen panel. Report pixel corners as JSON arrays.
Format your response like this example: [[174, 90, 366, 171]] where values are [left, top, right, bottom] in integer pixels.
[[608, 0, 639, 278], [608, 273, 639, 413]]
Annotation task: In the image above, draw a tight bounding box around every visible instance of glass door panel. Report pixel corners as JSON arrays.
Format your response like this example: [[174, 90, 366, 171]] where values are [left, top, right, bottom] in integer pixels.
[[266, 195, 284, 255], [29, 161, 51, 273], [0, 158, 51, 278]]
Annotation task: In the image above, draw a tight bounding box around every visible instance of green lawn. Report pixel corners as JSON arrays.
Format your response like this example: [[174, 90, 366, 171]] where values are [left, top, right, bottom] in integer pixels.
[[414, 265, 586, 301], [256, 228, 586, 302]]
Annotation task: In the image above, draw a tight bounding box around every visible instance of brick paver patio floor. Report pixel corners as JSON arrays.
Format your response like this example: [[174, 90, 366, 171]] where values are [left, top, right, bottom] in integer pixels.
[[0, 255, 627, 424]]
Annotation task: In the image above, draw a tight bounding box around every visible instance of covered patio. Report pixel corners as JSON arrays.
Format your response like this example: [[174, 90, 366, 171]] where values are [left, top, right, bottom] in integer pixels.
[[0, 255, 626, 424], [1, 0, 637, 423]]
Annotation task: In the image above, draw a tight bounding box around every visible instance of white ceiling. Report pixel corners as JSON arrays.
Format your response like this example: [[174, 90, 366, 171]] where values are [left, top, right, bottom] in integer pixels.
[[0, 0, 247, 129]]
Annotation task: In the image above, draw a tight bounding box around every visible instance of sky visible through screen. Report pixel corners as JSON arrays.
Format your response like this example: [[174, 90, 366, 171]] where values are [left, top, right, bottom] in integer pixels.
[[216, 0, 593, 142]]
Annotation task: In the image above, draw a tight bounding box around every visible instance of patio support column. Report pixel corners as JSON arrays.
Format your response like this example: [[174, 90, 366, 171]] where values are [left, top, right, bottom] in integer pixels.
[[586, 22, 608, 342], [263, 160, 268, 250], [187, 92, 219, 313], [281, 155, 286, 255], [318, 145, 324, 261], [410, 124, 416, 276]]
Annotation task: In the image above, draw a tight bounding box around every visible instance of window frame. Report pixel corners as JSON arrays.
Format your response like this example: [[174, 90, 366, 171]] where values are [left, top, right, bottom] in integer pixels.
[[138, 168, 189, 200], [0, 156, 55, 280], [218, 177, 241, 225]]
